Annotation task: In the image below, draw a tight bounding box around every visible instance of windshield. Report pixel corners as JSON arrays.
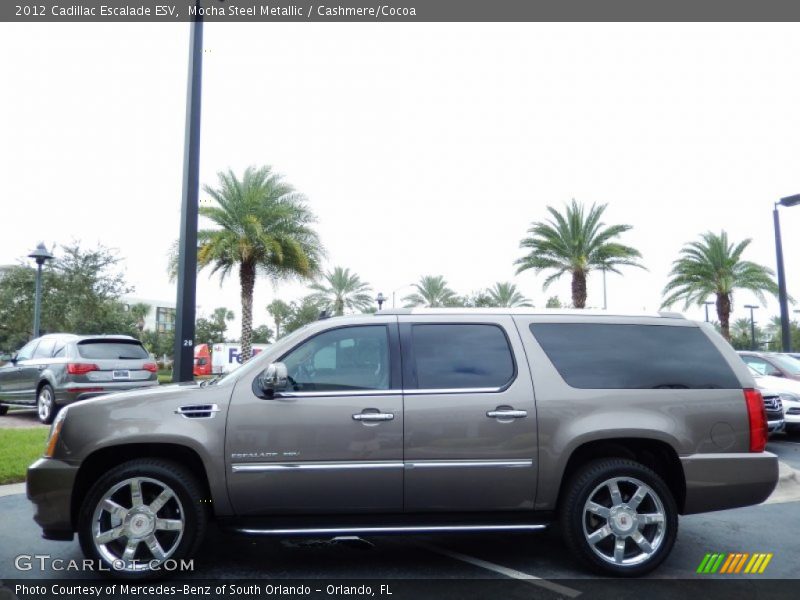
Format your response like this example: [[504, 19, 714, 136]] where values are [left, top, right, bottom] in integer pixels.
[[771, 354, 800, 375], [211, 324, 316, 385], [77, 340, 148, 360]]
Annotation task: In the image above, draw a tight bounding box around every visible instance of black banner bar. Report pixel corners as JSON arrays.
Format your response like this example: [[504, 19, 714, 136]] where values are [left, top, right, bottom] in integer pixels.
[[4, 0, 800, 23]]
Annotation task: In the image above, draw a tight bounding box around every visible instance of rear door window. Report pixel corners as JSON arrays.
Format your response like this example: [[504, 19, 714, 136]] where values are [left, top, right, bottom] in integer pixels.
[[409, 324, 515, 390], [32, 338, 56, 359], [530, 323, 739, 389], [77, 341, 149, 360]]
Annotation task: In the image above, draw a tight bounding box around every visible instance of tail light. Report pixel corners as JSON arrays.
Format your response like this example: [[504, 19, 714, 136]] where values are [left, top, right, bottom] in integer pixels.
[[142, 363, 158, 373], [744, 388, 768, 452], [66, 363, 99, 375]]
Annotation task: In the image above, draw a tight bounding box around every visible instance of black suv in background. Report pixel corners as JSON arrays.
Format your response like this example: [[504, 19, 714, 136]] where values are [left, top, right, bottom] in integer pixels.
[[0, 334, 158, 423]]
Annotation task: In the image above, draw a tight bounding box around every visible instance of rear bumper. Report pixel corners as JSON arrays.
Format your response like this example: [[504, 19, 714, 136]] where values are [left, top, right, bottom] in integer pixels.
[[27, 457, 78, 540], [56, 380, 159, 405], [681, 452, 778, 515]]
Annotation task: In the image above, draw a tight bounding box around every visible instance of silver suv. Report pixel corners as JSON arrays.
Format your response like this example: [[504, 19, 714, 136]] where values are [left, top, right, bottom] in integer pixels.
[[27, 310, 778, 578], [0, 334, 158, 423]]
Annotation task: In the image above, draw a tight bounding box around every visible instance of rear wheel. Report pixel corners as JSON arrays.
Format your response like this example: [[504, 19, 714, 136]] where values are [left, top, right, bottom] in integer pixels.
[[0, 405, 8, 416], [78, 459, 207, 579], [559, 458, 678, 577], [37, 384, 57, 424]]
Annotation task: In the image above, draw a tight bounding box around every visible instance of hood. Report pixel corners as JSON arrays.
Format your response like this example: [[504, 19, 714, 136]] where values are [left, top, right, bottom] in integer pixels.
[[753, 373, 800, 397]]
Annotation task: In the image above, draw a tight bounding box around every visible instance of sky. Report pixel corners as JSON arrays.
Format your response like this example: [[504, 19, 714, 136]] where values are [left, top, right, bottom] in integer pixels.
[[1, 22, 799, 339]]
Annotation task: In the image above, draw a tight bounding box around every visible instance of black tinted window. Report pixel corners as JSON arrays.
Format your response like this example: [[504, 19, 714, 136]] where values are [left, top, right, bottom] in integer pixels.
[[282, 326, 390, 391], [411, 324, 515, 389], [530, 323, 739, 389], [77, 341, 149, 360]]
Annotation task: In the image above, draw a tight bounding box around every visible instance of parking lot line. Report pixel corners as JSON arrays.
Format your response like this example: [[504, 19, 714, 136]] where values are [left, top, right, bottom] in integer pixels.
[[419, 543, 582, 598]]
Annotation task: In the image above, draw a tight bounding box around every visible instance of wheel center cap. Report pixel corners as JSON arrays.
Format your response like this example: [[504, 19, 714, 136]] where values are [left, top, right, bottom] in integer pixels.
[[127, 511, 154, 537], [611, 507, 636, 533]]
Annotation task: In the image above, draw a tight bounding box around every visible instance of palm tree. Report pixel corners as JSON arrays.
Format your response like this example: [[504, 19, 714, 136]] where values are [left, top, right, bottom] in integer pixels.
[[197, 166, 323, 361], [129, 303, 151, 337], [661, 231, 780, 341], [487, 282, 532, 308], [515, 200, 644, 308], [403, 275, 459, 308], [267, 299, 292, 339], [308, 266, 373, 316]]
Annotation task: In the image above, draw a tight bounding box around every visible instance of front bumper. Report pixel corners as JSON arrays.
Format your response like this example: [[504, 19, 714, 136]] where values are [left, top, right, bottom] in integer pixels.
[[27, 457, 79, 540], [767, 418, 785, 433], [681, 452, 778, 515]]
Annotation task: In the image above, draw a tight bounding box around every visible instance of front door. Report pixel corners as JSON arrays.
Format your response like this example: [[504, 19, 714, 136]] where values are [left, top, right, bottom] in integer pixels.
[[400, 315, 538, 512], [226, 319, 403, 515]]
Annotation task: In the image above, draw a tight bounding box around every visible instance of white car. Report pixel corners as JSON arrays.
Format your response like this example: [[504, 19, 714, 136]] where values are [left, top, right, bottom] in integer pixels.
[[748, 365, 800, 435]]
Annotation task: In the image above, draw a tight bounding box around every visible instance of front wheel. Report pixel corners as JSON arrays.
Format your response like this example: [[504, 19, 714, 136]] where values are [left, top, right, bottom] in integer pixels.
[[0, 404, 8, 416], [78, 459, 207, 579], [559, 458, 678, 577]]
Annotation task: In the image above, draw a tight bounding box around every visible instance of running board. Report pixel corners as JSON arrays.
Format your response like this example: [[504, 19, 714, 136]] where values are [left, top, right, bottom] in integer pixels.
[[235, 524, 548, 536]]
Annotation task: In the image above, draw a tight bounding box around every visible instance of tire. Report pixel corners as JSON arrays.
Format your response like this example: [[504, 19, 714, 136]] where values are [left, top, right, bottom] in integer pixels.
[[559, 458, 678, 577], [37, 384, 58, 424], [78, 459, 207, 579], [0, 405, 8, 416], [785, 424, 800, 438]]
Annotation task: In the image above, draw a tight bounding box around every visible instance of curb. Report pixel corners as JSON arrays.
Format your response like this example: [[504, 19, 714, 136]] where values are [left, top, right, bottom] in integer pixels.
[[0, 483, 25, 498]]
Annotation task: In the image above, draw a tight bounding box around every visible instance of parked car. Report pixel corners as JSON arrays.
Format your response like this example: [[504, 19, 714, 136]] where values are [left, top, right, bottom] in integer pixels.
[[737, 351, 800, 381], [0, 334, 159, 424], [747, 365, 800, 435], [27, 309, 778, 578]]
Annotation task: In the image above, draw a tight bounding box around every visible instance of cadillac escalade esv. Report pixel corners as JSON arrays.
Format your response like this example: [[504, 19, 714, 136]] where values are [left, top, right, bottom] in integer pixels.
[[27, 309, 779, 578]]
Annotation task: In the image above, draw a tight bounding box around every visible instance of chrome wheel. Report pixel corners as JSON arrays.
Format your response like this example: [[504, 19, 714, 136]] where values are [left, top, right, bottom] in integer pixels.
[[91, 477, 185, 571], [37, 387, 53, 422], [582, 476, 666, 567]]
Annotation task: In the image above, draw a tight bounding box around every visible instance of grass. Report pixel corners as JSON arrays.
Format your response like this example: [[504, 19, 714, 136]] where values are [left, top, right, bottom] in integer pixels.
[[0, 428, 49, 484]]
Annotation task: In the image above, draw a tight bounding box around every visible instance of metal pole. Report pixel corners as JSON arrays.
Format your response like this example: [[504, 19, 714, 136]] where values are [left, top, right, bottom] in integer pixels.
[[749, 307, 756, 351], [773, 206, 792, 352], [704, 303, 709, 322], [32, 263, 43, 338], [173, 6, 204, 382]]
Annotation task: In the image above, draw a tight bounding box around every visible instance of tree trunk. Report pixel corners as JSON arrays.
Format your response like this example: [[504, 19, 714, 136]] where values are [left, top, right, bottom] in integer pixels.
[[239, 262, 256, 362], [717, 292, 731, 341], [571, 270, 587, 308]]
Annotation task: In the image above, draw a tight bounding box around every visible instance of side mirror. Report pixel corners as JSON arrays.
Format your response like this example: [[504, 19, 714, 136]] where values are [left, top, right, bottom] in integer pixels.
[[257, 362, 289, 398]]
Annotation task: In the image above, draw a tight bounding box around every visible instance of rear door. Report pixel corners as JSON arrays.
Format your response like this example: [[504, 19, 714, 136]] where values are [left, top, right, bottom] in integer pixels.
[[74, 339, 155, 384], [400, 315, 538, 512]]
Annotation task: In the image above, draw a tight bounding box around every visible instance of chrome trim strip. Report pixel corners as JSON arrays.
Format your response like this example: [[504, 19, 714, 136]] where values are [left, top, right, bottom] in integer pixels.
[[406, 460, 533, 469], [404, 387, 504, 395], [236, 524, 547, 535], [276, 389, 402, 398], [232, 461, 404, 473]]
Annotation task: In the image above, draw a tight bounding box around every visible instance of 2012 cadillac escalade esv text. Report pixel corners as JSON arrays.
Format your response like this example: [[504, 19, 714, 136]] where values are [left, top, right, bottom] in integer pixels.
[[27, 309, 779, 578]]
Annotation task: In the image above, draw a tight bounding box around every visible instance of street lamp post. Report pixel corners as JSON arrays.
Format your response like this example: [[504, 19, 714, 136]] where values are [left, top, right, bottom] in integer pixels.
[[703, 301, 714, 323], [27, 243, 54, 339], [774, 194, 800, 352], [173, 3, 204, 382], [602, 266, 607, 310], [744, 304, 759, 351], [376, 293, 386, 311]]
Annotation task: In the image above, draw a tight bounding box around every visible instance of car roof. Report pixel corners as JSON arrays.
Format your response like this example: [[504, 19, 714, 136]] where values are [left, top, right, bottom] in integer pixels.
[[375, 307, 687, 319], [36, 333, 139, 343]]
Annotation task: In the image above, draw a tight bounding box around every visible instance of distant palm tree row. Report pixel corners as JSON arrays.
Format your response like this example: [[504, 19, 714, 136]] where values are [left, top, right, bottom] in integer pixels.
[[181, 165, 783, 358]]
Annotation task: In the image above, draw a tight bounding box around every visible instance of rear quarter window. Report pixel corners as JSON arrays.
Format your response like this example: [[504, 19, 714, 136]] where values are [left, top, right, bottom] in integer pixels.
[[529, 323, 740, 389], [77, 341, 149, 360]]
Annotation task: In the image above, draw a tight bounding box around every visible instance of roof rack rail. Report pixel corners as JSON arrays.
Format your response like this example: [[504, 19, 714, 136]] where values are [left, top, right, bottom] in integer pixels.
[[657, 311, 685, 319]]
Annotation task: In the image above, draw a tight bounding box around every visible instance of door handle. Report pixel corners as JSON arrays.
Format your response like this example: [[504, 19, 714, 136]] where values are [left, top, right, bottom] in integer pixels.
[[486, 409, 527, 419], [352, 412, 394, 422]]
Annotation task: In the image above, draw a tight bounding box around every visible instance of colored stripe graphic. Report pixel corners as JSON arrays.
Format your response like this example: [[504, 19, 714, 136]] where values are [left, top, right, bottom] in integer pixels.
[[758, 554, 773, 573], [697, 552, 772, 574]]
